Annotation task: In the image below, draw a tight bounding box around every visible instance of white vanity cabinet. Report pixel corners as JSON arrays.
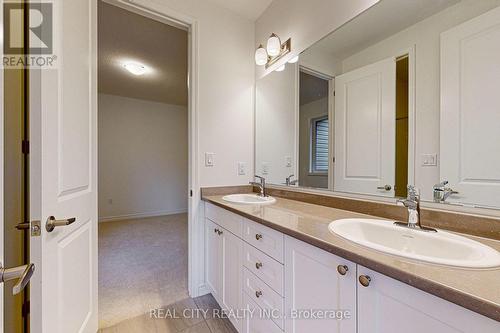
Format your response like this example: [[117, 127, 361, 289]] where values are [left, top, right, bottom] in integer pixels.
[[357, 266, 500, 333], [284, 236, 357, 333], [204, 203, 499, 333]]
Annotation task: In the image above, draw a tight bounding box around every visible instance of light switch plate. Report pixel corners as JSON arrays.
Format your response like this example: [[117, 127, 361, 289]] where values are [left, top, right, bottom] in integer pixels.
[[238, 162, 246, 175], [422, 154, 438, 166], [205, 152, 215, 167]]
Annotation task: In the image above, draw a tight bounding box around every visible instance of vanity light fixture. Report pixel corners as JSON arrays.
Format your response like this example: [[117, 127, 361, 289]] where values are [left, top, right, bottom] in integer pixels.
[[276, 64, 286, 72], [123, 62, 148, 76], [254, 33, 292, 69], [266, 33, 281, 56], [255, 44, 268, 66]]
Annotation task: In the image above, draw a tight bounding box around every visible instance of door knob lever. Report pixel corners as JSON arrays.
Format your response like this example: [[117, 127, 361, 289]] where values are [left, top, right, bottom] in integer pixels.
[[46, 216, 76, 232], [0, 263, 35, 295]]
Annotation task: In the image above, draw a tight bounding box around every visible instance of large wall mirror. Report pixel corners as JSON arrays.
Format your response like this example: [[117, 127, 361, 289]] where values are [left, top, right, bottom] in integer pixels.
[[255, 0, 500, 210]]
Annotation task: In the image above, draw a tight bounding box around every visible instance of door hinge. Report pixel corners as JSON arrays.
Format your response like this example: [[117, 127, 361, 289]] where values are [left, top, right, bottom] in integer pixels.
[[22, 301, 30, 317], [22, 140, 29, 154], [332, 157, 336, 163], [190, 190, 193, 197]]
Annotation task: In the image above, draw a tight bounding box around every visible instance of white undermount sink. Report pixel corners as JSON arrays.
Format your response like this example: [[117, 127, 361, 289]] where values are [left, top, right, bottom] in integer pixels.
[[329, 218, 500, 268], [222, 193, 276, 205]]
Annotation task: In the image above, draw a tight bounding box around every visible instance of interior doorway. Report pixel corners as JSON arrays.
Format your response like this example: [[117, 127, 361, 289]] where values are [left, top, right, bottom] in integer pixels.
[[97, 1, 190, 329]]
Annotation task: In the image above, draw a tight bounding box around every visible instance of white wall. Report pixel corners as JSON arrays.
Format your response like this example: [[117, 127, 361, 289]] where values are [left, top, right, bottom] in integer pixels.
[[256, 63, 297, 184], [98, 94, 188, 221], [255, 0, 379, 78], [340, 0, 500, 201]]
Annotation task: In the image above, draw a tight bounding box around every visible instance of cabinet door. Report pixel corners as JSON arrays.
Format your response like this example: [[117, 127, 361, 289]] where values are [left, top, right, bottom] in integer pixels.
[[221, 227, 243, 332], [284, 236, 356, 333], [357, 266, 499, 333], [205, 219, 222, 302]]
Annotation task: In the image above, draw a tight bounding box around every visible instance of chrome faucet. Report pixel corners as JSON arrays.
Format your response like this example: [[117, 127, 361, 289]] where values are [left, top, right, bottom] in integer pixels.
[[285, 174, 298, 186], [395, 185, 436, 232], [250, 175, 267, 197], [433, 180, 458, 203]]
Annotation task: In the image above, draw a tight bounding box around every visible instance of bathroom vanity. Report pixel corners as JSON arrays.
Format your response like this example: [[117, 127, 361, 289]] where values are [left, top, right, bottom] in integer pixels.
[[202, 195, 499, 333]]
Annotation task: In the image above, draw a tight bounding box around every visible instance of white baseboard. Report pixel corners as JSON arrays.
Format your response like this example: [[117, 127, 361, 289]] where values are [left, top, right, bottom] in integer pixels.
[[98, 209, 188, 223], [197, 284, 211, 298]]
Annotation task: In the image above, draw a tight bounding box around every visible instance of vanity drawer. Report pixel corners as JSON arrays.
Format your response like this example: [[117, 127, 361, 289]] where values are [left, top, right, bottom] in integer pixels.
[[205, 203, 243, 238], [243, 268, 284, 330], [242, 292, 283, 333], [244, 219, 284, 263], [243, 243, 284, 295]]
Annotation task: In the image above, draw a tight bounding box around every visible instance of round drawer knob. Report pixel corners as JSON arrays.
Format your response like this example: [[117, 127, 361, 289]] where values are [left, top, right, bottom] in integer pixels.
[[255, 262, 263, 270], [337, 265, 349, 276], [359, 275, 371, 287], [255, 234, 263, 241], [255, 290, 263, 298]]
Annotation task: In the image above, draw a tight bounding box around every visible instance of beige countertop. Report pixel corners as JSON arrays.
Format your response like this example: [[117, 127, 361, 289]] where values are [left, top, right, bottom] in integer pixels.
[[202, 194, 500, 322]]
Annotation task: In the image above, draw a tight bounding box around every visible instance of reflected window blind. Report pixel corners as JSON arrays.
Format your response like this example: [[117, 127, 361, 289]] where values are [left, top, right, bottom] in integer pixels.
[[313, 117, 329, 173]]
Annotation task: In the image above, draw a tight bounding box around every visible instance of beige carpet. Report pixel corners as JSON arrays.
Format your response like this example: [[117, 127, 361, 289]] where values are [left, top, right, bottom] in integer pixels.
[[98, 214, 189, 329]]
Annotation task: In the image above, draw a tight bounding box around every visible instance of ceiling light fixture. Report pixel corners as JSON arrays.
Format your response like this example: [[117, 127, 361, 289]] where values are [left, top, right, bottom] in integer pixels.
[[123, 62, 148, 76], [254, 33, 291, 69]]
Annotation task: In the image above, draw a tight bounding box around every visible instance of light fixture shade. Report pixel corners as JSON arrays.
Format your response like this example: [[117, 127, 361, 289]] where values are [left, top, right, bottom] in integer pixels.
[[266, 33, 281, 57], [255, 45, 268, 66], [123, 62, 147, 75], [276, 64, 286, 72], [288, 55, 299, 64]]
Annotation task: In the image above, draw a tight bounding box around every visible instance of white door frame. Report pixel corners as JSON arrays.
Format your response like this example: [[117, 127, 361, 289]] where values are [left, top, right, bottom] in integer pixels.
[[0, 0, 5, 327], [99, 0, 201, 297]]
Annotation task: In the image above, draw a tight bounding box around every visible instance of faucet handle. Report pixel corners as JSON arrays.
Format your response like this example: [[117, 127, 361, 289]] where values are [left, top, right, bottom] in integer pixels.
[[434, 180, 449, 188]]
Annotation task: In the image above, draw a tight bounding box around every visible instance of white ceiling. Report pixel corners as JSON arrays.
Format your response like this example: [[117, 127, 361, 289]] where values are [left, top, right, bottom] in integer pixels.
[[98, 1, 188, 105], [208, 0, 273, 21], [307, 0, 460, 60]]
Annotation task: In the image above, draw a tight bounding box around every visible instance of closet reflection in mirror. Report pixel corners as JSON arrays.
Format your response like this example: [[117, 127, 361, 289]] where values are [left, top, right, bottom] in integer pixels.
[[255, 0, 500, 207]]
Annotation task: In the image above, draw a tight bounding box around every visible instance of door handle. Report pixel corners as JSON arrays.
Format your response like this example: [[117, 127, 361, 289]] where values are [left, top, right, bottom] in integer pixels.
[[377, 185, 392, 191], [0, 263, 35, 295], [46, 216, 76, 232]]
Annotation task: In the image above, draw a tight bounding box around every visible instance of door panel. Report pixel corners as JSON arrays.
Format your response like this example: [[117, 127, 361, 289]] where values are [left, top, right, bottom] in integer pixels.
[[205, 219, 221, 302], [357, 266, 499, 333], [30, 0, 98, 332], [221, 228, 242, 332], [284, 236, 356, 333], [440, 6, 500, 208], [334, 57, 396, 197]]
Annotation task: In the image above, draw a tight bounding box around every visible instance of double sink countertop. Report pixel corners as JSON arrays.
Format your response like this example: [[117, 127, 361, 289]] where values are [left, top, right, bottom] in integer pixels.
[[202, 193, 500, 322]]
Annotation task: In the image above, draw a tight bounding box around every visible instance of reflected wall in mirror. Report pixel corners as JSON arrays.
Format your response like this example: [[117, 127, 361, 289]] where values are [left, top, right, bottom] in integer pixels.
[[255, 0, 500, 209]]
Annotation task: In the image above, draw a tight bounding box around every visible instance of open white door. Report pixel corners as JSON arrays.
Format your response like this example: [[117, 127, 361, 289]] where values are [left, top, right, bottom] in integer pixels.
[[29, 0, 98, 332], [334, 57, 396, 197], [440, 6, 500, 208]]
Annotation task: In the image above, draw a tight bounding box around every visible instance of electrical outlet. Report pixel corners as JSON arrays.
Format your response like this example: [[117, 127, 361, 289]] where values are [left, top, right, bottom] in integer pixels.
[[238, 162, 246, 175], [285, 156, 292, 167], [422, 154, 438, 166], [205, 152, 215, 167], [262, 162, 269, 175]]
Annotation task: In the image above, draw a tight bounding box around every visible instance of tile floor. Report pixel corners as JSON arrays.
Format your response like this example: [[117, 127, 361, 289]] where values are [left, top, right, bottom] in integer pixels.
[[99, 294, 237, 333], [99, 214, 190, 329]]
